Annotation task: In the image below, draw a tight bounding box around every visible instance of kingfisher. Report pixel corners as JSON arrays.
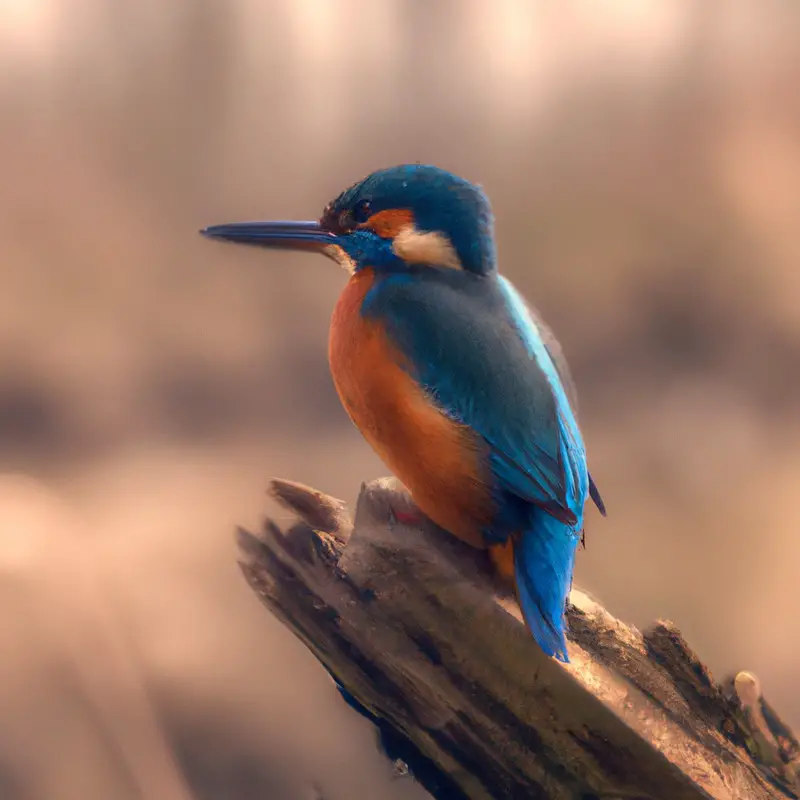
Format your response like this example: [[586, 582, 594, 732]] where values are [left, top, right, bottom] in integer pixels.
[[201, 164, 605, 662]]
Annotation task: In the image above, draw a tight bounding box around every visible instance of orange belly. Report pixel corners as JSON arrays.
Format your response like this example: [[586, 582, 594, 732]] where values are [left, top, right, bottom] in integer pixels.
[[488, 538, 516, 584], [328, 269, 494, 549]]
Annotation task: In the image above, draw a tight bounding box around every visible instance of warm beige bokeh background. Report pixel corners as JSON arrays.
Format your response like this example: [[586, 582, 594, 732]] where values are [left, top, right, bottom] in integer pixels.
[[1, 2, 799, 798]]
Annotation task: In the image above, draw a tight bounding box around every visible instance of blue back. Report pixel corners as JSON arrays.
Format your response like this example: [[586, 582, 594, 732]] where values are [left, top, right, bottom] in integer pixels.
[[361, 267, 589, 542]]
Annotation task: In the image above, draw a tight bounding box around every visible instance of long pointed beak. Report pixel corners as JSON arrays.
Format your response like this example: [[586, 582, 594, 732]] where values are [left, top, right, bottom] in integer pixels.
[[199, 220, 336, 253]]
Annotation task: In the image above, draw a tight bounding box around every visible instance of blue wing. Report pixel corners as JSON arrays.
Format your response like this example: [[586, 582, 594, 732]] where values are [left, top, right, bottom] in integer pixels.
[[524, 299, 606, 517], [362, 270, 589, 531]]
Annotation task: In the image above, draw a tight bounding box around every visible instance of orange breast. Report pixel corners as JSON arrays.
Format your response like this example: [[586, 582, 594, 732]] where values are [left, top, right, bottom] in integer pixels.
[[328, 269, 494, 549]]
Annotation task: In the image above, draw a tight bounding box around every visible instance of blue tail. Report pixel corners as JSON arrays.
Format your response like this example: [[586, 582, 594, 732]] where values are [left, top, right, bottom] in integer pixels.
[[514, 508, 581, 662]]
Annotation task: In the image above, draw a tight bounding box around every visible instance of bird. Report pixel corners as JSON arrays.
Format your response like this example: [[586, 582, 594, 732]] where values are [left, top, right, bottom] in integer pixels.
[[201, 164, 606, 662]]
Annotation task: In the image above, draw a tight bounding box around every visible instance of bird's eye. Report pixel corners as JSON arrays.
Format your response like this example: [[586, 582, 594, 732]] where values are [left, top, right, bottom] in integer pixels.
[[352, 200, 373, 224]]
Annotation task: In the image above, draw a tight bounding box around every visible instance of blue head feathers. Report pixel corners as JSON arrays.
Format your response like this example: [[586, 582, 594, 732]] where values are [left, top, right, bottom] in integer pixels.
[[321, 164, 497, 275]]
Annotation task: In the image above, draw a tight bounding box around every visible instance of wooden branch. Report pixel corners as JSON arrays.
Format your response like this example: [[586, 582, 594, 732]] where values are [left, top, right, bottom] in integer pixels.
[[237, 477, 799, 800]]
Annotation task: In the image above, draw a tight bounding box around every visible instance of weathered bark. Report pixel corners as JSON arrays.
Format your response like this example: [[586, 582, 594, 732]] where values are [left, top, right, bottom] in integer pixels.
[[237, 477, 799, 800]]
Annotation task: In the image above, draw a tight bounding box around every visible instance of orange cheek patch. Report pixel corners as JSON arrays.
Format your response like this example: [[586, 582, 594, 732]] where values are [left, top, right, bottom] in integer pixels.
[[361, 208, 415, 238]]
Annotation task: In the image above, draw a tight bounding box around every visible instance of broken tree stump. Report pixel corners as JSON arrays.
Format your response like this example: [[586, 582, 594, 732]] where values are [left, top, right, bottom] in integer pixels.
[[237, 477, 799, 800]]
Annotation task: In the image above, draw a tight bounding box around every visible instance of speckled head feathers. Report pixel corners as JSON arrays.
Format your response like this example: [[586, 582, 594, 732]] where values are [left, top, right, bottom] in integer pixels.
[[321, 165, 497, 275]]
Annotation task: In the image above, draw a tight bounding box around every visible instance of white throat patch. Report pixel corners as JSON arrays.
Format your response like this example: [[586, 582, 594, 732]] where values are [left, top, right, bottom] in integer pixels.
[[324, 244, 356, 274], [391, 225, 463, 270]]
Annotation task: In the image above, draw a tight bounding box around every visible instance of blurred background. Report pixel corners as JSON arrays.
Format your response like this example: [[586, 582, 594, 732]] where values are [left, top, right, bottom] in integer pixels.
[[1, 1, 799, 797]]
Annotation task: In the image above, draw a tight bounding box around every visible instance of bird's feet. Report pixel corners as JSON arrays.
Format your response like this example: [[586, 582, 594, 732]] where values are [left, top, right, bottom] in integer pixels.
[[394, 508, 426, 526], [387, 497, 427, 528]]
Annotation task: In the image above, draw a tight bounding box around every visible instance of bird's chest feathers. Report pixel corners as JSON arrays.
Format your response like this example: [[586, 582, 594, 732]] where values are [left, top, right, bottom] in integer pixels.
[[328, 269, 423, 450], [327, 270, 492, 546]]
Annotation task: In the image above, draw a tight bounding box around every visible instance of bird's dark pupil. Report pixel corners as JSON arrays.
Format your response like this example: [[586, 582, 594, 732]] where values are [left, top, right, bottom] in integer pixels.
[[327, 200, 371, 233], [353, 200, 372, 224]]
